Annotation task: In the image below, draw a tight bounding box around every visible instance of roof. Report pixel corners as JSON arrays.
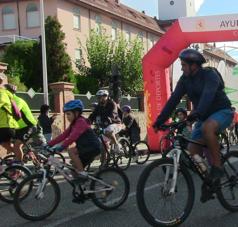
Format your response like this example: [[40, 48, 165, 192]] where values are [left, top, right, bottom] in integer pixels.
[[203, 44, 238, 65], [68, 0, 164, 35]]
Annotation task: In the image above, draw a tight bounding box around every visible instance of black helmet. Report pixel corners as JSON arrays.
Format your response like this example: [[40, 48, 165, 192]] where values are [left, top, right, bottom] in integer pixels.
[[179, 49, 206, 65], [175, 108, 187, 116]]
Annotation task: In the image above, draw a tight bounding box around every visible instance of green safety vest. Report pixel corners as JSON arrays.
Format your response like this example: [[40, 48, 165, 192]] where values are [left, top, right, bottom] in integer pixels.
[[13, 95, 37, 129], [0, 88, 18, 128]]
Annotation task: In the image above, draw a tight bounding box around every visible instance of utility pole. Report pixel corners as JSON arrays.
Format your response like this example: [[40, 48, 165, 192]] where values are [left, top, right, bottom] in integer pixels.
[[40, 0, 49, 105]]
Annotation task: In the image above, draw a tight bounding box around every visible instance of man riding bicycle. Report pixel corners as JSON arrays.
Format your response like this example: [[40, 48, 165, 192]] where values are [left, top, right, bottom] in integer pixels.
[[153, 49, 233, 201], [88, 89, 122, 153]]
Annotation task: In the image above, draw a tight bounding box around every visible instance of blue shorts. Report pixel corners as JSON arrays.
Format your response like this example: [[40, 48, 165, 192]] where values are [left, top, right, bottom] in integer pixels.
[[191, 109, 234, 140]]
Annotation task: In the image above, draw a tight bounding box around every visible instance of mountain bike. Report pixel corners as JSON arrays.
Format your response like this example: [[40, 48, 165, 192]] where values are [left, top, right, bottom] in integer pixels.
[[0, 158, 31, 203], [92, 125, 132, 171], [137, 121, 238, 226], [14, 147, 130, 221]]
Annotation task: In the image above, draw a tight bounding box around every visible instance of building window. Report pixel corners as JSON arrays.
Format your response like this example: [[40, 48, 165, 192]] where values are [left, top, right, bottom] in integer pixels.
[[95, 15, 102, 34], [138, 31, 143, 43], [26, 3, 40, 28], [75, 48, 82, 62], [2, 6, 16, 30], [73, 8, 80, 30], [125, 30, 131, 42], [111, 20, 117, 41]]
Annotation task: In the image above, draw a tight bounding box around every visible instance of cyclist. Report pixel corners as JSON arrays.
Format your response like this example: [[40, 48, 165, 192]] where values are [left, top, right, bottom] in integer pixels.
[[174, 108, 192, 139], [153, 49, 233, 201], [47, 99, 101, 180], [88, 89, 122, 153], [38, 104, 57, 142], [0, 77, 18, 154], [121, 105, 141, 144], [4, 84, 45, 163]]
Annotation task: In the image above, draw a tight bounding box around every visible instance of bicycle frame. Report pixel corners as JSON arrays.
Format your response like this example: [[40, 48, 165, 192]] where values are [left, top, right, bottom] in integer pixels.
[[36, 154, 115, 196]]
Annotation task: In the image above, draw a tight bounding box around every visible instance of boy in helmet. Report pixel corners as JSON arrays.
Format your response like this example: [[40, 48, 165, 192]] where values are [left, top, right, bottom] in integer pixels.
[[153, 48, 233, 202], [88, 89, 122, 153], [47, 100, 101, 180]]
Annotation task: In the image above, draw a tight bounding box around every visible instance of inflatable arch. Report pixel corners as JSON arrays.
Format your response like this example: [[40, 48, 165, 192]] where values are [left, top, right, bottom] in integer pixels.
[[143, 13, 238, 151]]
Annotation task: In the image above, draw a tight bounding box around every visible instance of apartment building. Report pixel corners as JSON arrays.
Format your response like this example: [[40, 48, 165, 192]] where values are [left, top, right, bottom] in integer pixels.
[[0, 0, 164, 67]]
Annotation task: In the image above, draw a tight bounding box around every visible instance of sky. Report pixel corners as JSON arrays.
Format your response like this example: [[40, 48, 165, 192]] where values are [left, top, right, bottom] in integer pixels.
[[120, 0, 238, 60]]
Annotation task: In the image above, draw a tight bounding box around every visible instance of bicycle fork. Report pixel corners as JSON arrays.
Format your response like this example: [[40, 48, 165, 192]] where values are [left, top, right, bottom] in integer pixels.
[[164, 148, 181, 194], [35, 169, 48, 199]]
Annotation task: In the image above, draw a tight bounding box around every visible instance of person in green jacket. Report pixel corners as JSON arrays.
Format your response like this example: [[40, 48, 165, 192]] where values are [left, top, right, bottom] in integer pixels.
[[4, 84, 45, 162], [0, 78, 18, 154]]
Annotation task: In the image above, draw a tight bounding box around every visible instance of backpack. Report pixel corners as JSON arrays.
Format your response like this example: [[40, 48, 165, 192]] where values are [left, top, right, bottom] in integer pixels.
[[204, 66, 225, 89]]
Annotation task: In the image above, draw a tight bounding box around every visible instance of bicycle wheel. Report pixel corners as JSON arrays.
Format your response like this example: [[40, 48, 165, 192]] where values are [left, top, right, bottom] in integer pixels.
[[116, 137, 131, 170], [136, 158, 195, 227], [0, 165, 31, 203], [134, 141, 150, 164], [14, 173, 60, 221], [217, 151, 238, 212], [91, 167, 129, 210]]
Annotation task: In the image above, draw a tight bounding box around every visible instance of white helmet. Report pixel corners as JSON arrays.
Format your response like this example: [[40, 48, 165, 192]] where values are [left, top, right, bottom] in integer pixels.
[[96, 89, 109, 96]]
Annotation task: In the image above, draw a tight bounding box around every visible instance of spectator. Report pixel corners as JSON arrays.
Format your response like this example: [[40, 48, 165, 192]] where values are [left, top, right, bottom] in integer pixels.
[[38, 104, 57, 142]]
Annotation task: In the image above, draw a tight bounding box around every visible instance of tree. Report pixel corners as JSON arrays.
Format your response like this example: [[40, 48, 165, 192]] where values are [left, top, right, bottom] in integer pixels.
[[86, 30, 113, 87], [3, 40, 41, 91], [45, 16, 73, 83]]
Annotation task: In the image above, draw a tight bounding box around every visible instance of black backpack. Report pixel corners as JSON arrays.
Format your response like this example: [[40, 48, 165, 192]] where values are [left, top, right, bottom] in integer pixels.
[[204, 66, 225, 89]]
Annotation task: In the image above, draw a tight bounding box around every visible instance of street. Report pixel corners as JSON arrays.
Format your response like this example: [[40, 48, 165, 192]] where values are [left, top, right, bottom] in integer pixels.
[[1, 153, 238, 227]]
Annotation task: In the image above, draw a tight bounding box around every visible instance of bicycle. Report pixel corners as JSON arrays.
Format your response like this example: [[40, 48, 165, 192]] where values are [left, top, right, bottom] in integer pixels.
[[92, 125, 132, 171], [3, 131, 66, 173], [0, 158, 31, 203], [137, 121, 238, 226], [14, 147, 130, 221], [118, 131, 150, 165]]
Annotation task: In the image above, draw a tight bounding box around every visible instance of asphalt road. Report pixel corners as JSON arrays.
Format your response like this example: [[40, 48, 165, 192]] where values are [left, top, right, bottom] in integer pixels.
[[1, 152, 238, 227]]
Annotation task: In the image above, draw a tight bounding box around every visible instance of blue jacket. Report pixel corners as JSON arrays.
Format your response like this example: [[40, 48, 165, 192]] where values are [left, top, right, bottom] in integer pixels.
[[155, 67, 231, 125]]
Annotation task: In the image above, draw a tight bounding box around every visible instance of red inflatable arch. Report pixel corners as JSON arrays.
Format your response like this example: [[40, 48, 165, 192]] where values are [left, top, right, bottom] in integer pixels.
[[143, 14, 238, 151]]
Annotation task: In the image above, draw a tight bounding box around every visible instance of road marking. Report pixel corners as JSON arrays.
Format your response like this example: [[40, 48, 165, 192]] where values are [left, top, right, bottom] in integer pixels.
[[43, 181, 160, 227]]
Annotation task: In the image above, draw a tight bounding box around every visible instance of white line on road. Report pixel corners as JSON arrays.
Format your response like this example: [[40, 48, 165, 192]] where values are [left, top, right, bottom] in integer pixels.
[[43, 183, 159, 227]]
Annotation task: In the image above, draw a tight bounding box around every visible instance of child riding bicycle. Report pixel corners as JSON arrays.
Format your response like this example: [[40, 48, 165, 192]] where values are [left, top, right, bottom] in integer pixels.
[[47, 99, 101, 181]]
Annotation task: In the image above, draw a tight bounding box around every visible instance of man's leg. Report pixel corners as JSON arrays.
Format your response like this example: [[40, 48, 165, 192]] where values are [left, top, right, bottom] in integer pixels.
[[202, 119, 220, 167], [13, 140, 24, 161]]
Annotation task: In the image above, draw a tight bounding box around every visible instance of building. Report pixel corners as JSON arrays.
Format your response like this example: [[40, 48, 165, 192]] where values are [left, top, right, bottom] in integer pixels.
[[0, 0, 164, 67], [158, 0, 195, 20]]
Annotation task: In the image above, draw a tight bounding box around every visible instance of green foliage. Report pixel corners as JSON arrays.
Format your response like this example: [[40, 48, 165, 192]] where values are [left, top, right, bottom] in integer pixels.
[[86, 30, 113, 87], [82, 31, 143, 95], [3, 40, 42, 91], [8, 75, 27, 91], [45, 16, 73, 83]]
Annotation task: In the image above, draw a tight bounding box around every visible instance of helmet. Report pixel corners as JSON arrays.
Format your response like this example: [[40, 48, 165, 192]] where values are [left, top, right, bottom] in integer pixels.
[[63, 99, 84, 112], [175, 108, 187, 116], [4, 84, 17, 93], [122, 105, 131, 113], [179, 49, 206, 65], [91, 102, 98, 108], [96, 90, 109, 97]]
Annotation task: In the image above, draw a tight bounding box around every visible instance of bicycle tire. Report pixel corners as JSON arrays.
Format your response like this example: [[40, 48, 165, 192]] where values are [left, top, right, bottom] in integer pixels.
[[115, 137, 131, 170], [91, 167, 129, 210], [134, 141, 150, 164], [0, 165, 31, 203], [217, 151, 238, 212], [136, 158, 195, 227], [14, 173, 60, 221]]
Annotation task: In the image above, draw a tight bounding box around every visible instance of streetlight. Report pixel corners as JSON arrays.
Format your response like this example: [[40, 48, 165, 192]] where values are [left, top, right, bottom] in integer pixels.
[[40, 0, 49, 105]]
